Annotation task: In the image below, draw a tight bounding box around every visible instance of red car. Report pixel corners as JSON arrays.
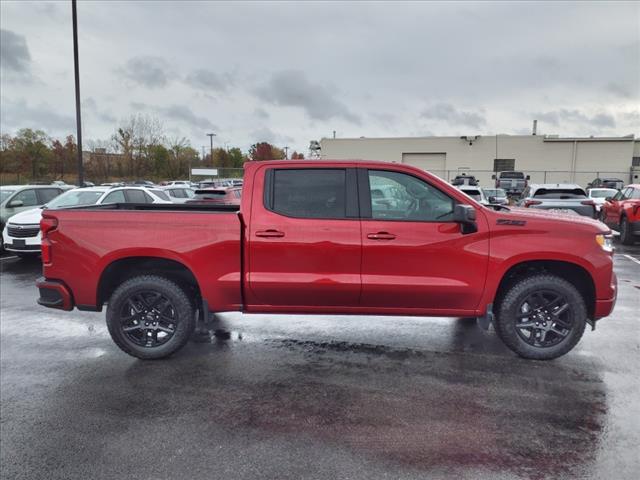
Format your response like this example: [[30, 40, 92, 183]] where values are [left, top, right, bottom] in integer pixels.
[[600, 184, 640, 245], [36, 160, 617, 360], [188, 187, 241, 205]]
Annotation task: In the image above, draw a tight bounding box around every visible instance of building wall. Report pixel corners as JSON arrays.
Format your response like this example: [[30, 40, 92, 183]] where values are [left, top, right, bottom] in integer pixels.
[[320, 135, 636, 187]]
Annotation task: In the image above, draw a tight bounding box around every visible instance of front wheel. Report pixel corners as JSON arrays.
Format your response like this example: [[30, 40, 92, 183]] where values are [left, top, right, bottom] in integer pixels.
[[620, 216, 634, 245], [494, 274, 587, 360], [106, 275, 195, 359]]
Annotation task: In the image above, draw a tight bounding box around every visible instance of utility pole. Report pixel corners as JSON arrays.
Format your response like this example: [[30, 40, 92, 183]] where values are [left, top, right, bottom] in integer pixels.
[[72, 0, 84, 186], [284, 146, 289, 159], [201, 146, 206, 161], [206, 133, 216, 167]]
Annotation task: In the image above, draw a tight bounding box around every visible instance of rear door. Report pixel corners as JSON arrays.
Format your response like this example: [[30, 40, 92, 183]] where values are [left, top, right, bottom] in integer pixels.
[[247, 166, 361, 307], [358, 168, 489, 313]]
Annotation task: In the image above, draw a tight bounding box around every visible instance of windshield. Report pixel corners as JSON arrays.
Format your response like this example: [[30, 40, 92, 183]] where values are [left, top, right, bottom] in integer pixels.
[[0, 190, 16, 203], [533, 188, 587, 199], [483, 189, 506, 197], [589, 189, 617, 198], [46, 190, 104, 208], [499, 172, 524, 179]]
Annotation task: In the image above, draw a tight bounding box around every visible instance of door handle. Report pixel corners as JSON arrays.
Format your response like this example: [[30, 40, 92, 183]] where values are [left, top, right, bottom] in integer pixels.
[[367, 232, 396, 240], [255, 229, 285, 238]]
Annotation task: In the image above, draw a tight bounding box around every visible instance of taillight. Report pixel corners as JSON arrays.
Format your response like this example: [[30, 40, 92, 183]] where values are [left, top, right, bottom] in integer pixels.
[[524, 200, 542, 207], [40, 217, 58, 264]]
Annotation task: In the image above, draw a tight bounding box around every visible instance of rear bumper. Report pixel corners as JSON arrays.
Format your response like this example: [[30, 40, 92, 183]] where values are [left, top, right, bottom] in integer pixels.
[[36, 277, 74, 311], [594, 271, 617, 320]]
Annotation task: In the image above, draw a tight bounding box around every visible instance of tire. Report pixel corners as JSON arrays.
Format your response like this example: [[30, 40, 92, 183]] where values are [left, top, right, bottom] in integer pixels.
[[620, 216, 633, 245], [494, 274, 587, 360], [106, 275, 195, 359]]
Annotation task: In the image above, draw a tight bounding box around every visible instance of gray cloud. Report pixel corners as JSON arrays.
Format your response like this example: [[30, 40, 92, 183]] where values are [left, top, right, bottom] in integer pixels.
[[255, 70, 360, 124], [83, 97, 117, 124], [606, 82, 636, 99], [534, 109, 616, 128], [421, 103, 486, 129], [250, 126, 294, 145], [254, 108, 270, 120], [130, 102, 215, 130], [118, 56, 171, 88], [0, 29, 31, 75], [0, 97, 74, 135], [185, 69, 233, 91]]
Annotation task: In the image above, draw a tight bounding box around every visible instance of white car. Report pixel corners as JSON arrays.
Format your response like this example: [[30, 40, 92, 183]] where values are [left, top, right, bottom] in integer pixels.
[[165, 180, 191, 187], [457, 185, 488, 204], [2, 186, 171, 258], [162, 186, 196, 203], [587, 188, 618, 213]]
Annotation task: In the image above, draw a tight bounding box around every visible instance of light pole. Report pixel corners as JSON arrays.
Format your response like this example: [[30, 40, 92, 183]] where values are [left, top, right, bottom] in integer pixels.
[[72, 0, 84, 186], [206, 133, 216, 167], [284, 146, 289, 160]]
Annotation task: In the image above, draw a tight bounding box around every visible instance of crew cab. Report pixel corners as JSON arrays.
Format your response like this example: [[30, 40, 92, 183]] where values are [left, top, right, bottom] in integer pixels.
[[493, 171, 530, 196], [36, 160, 617, 361], [600, 184, 640, 245]]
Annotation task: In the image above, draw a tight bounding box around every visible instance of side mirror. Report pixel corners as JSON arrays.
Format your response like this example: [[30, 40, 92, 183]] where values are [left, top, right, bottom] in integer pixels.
[[453, 204, 477, 234], [7, 200, 24, 208], [491, 174, 496, 180], [526, 175, 531, 180], [488, 196, 497, 204]]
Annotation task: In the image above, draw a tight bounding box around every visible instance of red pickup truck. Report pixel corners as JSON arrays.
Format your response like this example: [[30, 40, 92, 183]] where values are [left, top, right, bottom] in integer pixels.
[[36, 160, 617, 360]]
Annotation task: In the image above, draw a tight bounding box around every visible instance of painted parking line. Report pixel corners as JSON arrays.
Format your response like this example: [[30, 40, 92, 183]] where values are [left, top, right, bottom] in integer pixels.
[[622, 254, 640, 266], [0, 255, 18, 261]]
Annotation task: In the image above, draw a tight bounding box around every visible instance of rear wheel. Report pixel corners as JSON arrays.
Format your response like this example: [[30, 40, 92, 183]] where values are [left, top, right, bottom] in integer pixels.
[[495, 274, 587, 360], [106, 275, 195, 359], [620, 216, 634, 245]]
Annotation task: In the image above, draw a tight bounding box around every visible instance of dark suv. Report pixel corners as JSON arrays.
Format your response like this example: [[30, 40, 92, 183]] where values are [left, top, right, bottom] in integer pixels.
[[587, 178, 625, 190]]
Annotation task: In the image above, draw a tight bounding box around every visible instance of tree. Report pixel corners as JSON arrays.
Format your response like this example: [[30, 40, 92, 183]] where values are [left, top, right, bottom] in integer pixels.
[[290, 151, 305, 159], [249, 142, 285, 161], [11, 129, 52, 181], [51, 135, 76, 180], [228, 147, 246, 168]]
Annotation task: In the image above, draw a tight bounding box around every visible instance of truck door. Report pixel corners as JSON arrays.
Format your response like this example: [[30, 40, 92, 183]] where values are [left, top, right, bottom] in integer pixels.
[[358, 168, 489, 313], [247, 166, 361, 307]]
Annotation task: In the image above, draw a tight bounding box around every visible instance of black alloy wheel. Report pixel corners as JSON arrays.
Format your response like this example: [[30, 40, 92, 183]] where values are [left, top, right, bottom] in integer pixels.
[[119, 291, 177, 348], [514, 290, 573, 348]]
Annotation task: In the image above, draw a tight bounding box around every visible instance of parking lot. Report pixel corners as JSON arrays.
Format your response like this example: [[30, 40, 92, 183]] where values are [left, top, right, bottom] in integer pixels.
[[0, 244, 638, 480]]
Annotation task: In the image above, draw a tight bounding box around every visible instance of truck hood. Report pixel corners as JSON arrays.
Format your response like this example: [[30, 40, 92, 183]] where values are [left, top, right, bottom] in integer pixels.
[[6, 207, 43, 225], [492, 206, 609, 233]]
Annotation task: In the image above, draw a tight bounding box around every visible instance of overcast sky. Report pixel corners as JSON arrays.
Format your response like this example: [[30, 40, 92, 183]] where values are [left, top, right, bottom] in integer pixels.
[[1, 0, 639, 154]]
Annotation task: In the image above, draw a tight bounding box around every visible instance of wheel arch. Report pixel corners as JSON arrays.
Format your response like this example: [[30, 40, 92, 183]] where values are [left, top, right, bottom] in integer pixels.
[[97, 256, 201, 308], [493, 260, 596, 319]]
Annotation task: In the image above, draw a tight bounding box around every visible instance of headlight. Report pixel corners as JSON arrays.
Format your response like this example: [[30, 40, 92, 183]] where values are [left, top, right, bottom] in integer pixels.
[[596, 234, 614, 253]]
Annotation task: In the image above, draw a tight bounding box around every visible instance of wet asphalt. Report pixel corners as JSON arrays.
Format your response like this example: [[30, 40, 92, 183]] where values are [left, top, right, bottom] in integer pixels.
[[1, 246, 639, 480]]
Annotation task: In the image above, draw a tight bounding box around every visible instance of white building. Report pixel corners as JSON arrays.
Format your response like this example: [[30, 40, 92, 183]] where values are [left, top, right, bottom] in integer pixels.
[[319, 134, 640, 187]]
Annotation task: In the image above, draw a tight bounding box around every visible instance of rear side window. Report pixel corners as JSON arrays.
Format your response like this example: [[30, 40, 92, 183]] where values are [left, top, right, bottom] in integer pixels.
[[125, 189, 151, 203], [38, 188, 62, 204], [533, 188, 587, 199], [270, 169, 347, 219], [169, 189, 185, 198], [150, 189, 171, 201], [631, 188, 640, 200]]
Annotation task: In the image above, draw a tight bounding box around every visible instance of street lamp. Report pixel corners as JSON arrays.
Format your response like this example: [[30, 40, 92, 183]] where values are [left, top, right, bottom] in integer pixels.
[[72, 0, 84, 186], [206, 133, 216, 166]]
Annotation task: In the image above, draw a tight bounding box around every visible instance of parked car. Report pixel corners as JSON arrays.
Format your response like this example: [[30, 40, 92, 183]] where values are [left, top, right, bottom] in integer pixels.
[[188, 187, 242, 205], [587, 178, 625, 190], [36, 160, 616, 361], [517, 184, 596, 218], [162, 186, 196, 203], [451, 174, 478, 186], [2, 186, 171, 257], [166, 180, 191, 187], [482, 188, 509, 205], [599, 184, 640, 244], [493, 171, 530, 196], [587, 188, 619, 212], [457, 185, 487, 204], [1, 185, 66, 251]]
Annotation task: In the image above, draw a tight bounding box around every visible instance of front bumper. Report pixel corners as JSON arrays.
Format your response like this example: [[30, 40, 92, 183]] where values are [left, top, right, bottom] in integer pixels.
[[36, 277, 74, 311], [594, 271, 618, 320]]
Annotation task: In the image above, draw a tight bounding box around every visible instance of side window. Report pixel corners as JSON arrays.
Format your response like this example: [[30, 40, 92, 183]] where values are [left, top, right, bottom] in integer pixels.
[[13, 189, 39, 207], [270, 169, 347, 219], [38, 188, 62, 204], [172, 189, 185, 199], [621, 188, 633, 200], [367, 170, 455, 222], [184, 189, 195, 198], [102, 190, 126, 203], [125, 189, 150, 203], [631, 188, 640, 200]]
